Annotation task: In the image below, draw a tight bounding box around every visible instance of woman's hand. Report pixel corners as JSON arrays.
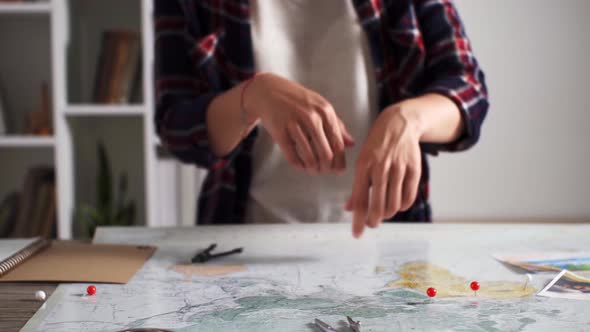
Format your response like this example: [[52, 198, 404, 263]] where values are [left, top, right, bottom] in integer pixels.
[[247, 73, 354, 174], [347, 103, 423, 238]]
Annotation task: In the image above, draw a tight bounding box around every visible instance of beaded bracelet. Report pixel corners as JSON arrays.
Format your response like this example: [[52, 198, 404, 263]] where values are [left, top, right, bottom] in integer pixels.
[[239, 72, 261, 138]]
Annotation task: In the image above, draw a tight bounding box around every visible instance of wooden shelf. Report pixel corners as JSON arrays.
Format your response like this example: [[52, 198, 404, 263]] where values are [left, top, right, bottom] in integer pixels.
[[64, 104, 145, 117], [0, 135, 54, 148], [0, 3, 51, 15]]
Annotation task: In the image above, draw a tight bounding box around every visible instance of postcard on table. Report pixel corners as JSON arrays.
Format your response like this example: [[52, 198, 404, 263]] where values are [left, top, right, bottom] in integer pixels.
[[493, 252, 590, 273], [538, 270, 590, 301]]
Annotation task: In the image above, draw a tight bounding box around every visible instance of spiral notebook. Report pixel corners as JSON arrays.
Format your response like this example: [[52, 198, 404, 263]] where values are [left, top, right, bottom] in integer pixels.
[[0, 237, 156, 283], [0, 237, 49, 276]]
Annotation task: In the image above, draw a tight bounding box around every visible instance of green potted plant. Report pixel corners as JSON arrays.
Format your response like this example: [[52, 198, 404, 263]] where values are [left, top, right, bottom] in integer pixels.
[[74, 142, 136, 239]]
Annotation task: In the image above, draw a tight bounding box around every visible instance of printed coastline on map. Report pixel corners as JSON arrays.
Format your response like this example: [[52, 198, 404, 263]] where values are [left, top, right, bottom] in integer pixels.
[[538, 270, 590, 301], [493, 252, 590, 273]]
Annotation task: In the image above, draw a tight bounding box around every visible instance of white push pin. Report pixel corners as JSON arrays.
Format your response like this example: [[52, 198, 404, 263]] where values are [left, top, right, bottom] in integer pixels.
[[523, 273, 532, 291], [35, 290, 47, 302]]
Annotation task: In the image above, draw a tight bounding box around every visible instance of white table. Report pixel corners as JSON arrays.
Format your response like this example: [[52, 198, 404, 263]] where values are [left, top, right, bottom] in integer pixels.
[[23, 223, 590, 331]]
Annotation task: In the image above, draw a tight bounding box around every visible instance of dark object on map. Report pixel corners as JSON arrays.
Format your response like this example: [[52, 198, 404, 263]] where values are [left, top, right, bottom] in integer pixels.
[[117, 329, 173, 332], [313, 316, 361, 332], [347, 316, 361, 332], [314, 318, 337, 332], [314, 316, 361, 332], [191, 243, 243, 263]]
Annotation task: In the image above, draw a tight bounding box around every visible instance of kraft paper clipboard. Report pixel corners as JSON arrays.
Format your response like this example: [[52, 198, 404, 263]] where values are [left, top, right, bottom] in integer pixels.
[[0, 239, 156, 283]]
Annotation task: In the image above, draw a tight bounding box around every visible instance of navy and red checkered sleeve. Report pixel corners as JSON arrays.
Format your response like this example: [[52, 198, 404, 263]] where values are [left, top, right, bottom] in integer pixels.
[[416, 0, 489, 152], [154, 0, 225, 169]]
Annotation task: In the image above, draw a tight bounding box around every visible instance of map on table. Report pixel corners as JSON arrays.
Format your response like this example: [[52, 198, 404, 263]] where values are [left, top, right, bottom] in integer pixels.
[[23, 224, 590, 331]]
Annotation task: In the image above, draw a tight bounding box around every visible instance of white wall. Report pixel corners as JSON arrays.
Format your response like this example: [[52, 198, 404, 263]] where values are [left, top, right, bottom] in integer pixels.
[[430, 0, 590, 220]]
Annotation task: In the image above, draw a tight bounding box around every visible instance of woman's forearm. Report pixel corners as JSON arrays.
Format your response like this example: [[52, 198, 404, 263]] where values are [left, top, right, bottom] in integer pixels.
[[206, 73, 355, 174], [396, 93, 464, 144], [209, 89, 464, 158], [206, 81, 259, 157]]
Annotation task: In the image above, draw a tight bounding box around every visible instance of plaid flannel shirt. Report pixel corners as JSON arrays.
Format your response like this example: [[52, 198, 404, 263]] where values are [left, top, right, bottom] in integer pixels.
[[154, 0, 489, 224]]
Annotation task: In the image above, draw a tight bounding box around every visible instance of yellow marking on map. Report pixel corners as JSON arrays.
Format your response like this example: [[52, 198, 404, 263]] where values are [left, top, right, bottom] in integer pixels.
[[388, 261, 536, 299], [375, 266, 387, 274], [171, 264, 247, 277]]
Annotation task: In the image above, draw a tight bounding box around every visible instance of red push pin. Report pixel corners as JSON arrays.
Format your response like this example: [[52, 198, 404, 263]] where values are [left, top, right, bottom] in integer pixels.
[[426, 287, 437, 298], [87, 285, 96, 296], [470, 281, 480, 296]]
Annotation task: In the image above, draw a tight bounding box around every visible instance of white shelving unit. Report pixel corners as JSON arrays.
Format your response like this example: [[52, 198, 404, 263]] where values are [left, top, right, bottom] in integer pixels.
[[0, 1, 56, 237], [53, 0, 158, 239], [0, 136, 55, 148], [1, 0, 163, 239], [64, 105, 146, 117], [0, 3, 51, 15]]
